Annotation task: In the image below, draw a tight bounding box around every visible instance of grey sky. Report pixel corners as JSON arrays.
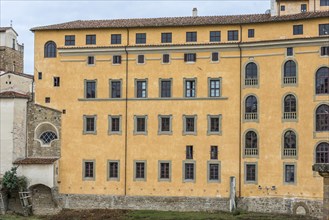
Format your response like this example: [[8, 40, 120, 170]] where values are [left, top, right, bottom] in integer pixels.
[[0, 0, 270, 74]]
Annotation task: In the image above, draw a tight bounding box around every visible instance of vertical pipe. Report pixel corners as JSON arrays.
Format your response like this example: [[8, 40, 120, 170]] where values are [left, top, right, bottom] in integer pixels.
[[124, 28, 129, 196], [238, 24, 243, 198]]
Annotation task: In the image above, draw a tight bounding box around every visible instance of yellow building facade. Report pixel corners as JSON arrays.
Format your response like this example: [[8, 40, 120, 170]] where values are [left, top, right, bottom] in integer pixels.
[[31, 0, 329, 216]]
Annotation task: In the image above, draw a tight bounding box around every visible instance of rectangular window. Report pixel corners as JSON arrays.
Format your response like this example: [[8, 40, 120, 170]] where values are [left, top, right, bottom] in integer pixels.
[[210, 31, 221, 42], [134, 116, 147, 134], [320, 0, 329, 6], [284, 164, 296, 184], [184, 116, 196, 134], [85, 80, 96, 98], [321, 46, 329, 56], [86, 35, 96, 45], [108, 161, 119, 180], [111, 80, 121, 98], [319, 24, 329, 35], [287, 47, 294, 56], [185, 79, 196, 97], [159, 162, 170, 180], [136, 33, 146, 44], [109, 116, 121, 134], [65, 35, 75, 46], [184, 53, 196, 62], [53, 77, 60, 87], [186, 145, 193, 159], [134, 161, 146, 181], [245, 163, 257, 183], [83, 160, 95, 180], [45, 97, 50, 103], [211, 52, 219, 62], [228, 30, 239, 41], [137, 55, 145, 64], [136, 80, 147, 98], [111, 34, 121, 44], [84, 115, 96, 134], [162, 54, 170, 64], [183, 162, 195, 182], [113, 55, 121, 64], [208, 163, 220, 182], [209, 79, 220, 97], [87, 56, 95, 65], [281, 5, 285, 11], [161, 33, 172, 43], [160, 80, 171, 98], [293, 25, 303, 35], [301, 4, 307, 12], [208, 115, 221, 135], [159, 115, 172, 134], [186, 32, 197, 42], [210, 146, 218, 160], [38, 72, 42, 80], [248, 29, 255, 38]]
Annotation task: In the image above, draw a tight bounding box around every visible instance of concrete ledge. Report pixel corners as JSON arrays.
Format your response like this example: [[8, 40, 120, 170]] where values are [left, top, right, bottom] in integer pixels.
[[313, 163, 329, 173]]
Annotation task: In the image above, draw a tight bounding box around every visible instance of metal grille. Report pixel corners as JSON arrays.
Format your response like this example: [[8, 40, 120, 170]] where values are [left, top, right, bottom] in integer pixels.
[[39, 131, 57, 144]]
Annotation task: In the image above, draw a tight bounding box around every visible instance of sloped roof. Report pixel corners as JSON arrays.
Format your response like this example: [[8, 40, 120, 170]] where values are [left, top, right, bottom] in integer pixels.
[[13, 157, 59, 165], [0, 71, 34, 79], [31, 11, 329, 31], [0, 27, 18, 36], [0, 91, 29, 99]]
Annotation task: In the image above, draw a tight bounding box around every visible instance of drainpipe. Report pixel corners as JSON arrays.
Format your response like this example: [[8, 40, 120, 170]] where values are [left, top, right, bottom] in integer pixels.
[[124, 28, 129, 196], [238, 24, 243, 198]]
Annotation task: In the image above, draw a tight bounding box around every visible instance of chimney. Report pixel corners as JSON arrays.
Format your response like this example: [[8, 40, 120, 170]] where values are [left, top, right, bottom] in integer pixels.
[[192, 8, 198, 17]]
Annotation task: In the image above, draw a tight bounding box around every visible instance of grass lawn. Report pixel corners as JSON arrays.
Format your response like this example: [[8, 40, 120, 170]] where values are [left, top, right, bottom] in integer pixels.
[[0, 209, 317, 220]]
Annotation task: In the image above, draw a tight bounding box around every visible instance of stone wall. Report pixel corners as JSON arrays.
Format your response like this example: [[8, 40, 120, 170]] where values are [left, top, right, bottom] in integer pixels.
[[50, 189, 323, 218], [30, 184, 60, 215], [324, 177, 329, 220], [27, 103, 61, 158], [0, 46, 23, 73]]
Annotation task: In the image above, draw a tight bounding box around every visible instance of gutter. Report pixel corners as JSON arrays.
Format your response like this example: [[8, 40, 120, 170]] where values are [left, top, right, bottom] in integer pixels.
[[124, 28, 129, 196]]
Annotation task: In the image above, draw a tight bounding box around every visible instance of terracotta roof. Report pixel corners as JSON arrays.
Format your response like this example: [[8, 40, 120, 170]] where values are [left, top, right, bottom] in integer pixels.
[[13, 158, 59, 165], [31, 11, 329, 31], [0, 91, 29, 99]]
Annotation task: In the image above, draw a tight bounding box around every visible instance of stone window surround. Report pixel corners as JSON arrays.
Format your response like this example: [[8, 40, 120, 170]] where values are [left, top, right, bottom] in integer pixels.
[[183, 77, 197, 98], [137, 54, 145, 65], [84, 79, 97, 99], [243, 94, 259, 123], [314, 102, 329, 134], [87, 55, 95, 66], [282, 92, 298, 122], [283, 162, 297, 185], [244, 162, 258, 184], [112, 55, 122, 65], [134, 78, 148, 98], [242, 129, 259, 158], [281, 128, 298, 159], [108, 115, 122, 135], [207, 114, 222, 135], [159, 78, 173, 98], [82, 159, 96, 181], [208, 77, 222, 97], [281, 58, 298, 87], [207, 160, 221, 183], [133, 115, 148, 135], [182, 160, 196, 183], [182, 114, 197, 136], [158, 160, 172, 182], [107, 160, 120, 181], [34, 122, 59, 147], [242, 60, 259, 88], [133, 160, 147, 181], [109, 79, 122, 99], [158, 114, 173, 135], [162, 53, 171, 64], [210, 52, 220, 63], [83, 115, 97, 135]]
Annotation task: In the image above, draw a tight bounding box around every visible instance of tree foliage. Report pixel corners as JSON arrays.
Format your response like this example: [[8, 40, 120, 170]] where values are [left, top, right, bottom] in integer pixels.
[[2, 167, 28, 192]]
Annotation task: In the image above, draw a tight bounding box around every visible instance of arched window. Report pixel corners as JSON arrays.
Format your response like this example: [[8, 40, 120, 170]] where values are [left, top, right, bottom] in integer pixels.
[[44, 41, 57, 58], [316, 142, 329, 163], [316, 104, 329, 131], [283, 130, 297, 157], [283, 94, 297, 120], [39, 131, 58, 144], [245, 95, 258, 120], [245, 62, 258, 86], [316, 67, 329, 94], [283, 60, 297, 84], [244, 130, 258, 156]]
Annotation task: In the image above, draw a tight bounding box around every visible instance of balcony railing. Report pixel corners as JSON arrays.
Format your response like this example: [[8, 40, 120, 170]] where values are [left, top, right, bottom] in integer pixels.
[[283, 148, 297, 157], [283, 112, 297, 120], [245, 148, 258, 156], [245, 113, 258, 120], [245, 78, 258, 86], [283, 77, 297, 84]]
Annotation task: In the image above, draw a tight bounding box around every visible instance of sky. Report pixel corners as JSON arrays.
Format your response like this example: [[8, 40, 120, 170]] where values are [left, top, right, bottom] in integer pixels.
[[0, 0, 270, 74]]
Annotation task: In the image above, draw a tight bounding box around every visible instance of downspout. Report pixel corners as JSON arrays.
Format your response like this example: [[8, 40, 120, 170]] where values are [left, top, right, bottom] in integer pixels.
[[124, 28, 129, 196], [238, 24, 243, 198]]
